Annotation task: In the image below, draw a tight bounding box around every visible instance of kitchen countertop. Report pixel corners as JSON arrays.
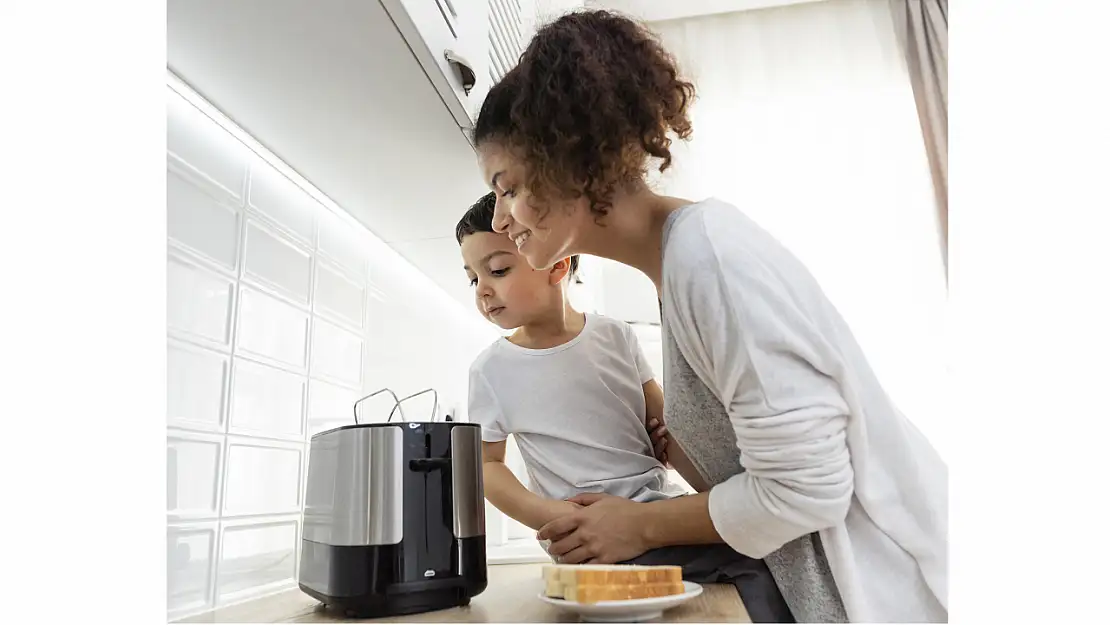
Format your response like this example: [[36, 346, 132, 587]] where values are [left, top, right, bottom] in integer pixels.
[[177, 563, 752, 623]]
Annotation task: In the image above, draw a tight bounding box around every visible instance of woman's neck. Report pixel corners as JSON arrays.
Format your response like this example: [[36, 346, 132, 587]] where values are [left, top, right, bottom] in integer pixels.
[[511, 298, 586, 349], [576, 189, 692, 291]]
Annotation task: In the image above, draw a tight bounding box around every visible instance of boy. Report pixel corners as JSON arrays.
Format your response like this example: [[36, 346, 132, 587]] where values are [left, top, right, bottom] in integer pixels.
[[457, 192, 698, 533]]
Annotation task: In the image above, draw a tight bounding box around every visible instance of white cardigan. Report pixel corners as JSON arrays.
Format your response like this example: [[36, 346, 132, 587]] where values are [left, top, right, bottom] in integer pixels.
[[661, 199, 948, 622]]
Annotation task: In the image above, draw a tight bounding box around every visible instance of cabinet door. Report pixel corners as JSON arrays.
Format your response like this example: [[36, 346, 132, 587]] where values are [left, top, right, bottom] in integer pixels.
[[492, 2, 590, 82], [381, 0, 491, 128], [486, 0, 529, 86]]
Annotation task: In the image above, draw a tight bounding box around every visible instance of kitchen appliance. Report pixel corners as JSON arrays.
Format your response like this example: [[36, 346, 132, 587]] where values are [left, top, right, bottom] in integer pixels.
[[298, 388, 487, 618]]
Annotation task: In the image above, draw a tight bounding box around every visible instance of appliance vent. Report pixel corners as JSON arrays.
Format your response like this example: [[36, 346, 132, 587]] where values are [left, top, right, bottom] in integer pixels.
[[487, 0, 524, 84]]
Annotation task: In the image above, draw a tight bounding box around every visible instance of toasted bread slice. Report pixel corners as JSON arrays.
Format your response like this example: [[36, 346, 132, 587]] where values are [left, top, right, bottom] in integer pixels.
[[565, 581, 687, 603], [542, 564, 684, 604]]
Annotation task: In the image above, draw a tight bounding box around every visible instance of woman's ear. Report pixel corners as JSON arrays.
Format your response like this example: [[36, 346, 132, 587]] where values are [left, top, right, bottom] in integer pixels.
[[548, 257, 572, 285]]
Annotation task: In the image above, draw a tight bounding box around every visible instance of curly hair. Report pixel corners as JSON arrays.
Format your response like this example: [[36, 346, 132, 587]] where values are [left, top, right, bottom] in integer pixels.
[[473, 10, 695, 217]]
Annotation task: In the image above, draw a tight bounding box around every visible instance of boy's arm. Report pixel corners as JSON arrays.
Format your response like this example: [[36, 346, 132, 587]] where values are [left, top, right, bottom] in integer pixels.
[[643, 380, 711, 493], [482, 440, 581, 531]]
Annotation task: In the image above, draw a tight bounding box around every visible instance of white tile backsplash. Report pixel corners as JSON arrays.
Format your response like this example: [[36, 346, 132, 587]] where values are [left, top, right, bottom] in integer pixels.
[[165, 86, 494, 620], [167, 342, 228, 431], [223, 443, 302, 516], [235, 287, 310, 369], [307, 379, 360, 436], [167, 166, 242, 270], [167, 92, 249, 197], [167, 257, 235, 346], [243, 220, 313, 303], [310, 318, 363, 386], [168, 524, 216, 614], [218, 521, 299, 602], [247, 158, 318, 244], [229, 359, 306, 439], [167, 434, 223, 518], [314, 261, 365, 328], [318, 211, 369, 281]]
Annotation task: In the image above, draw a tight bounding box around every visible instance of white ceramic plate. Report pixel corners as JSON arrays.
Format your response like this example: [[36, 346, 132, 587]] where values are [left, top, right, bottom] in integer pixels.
[[539, 580, 704, 623]]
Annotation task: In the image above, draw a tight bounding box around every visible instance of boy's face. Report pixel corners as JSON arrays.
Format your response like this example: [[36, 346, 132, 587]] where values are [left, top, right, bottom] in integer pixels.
[[461, 231, 568, 330]]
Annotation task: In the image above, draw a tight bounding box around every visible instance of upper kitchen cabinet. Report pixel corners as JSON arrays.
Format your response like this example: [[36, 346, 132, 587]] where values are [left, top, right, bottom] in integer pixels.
[[166, 0, 493, 247], [382, 0, 537, 132], [382, 0, 485, 130], [166, 0, 578, 300], [486, 0, 535, 87]]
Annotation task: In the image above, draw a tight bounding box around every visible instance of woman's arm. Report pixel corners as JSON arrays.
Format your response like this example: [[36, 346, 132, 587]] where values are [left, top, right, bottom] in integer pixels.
[[482, 440, 579, 531], [643, 380, 711, 493], [543, 349, 853, 562], [640, 492, 721, 547], [539, 491, 723, 564], [665, 227, 855, 559]]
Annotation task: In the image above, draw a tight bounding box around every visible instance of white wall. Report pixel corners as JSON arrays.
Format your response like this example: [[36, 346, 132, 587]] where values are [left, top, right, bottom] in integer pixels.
[[535, 0, 585, 19], [588, 0, 830, 22], [524, 0, 584, 35], [165, 85, 496, 620]]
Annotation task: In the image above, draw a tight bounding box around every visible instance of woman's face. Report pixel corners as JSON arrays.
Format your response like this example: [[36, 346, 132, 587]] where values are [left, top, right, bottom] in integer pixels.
[[477, 141, 591, 271]]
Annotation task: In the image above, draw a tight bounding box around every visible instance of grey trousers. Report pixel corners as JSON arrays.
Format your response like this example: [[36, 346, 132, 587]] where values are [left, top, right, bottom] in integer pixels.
[[623, 544, 795, 624]]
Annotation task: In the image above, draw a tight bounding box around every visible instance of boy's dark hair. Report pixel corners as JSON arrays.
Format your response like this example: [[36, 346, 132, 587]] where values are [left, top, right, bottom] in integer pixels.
[[456, 192, 581, 280], [473, 10, 695, 219]]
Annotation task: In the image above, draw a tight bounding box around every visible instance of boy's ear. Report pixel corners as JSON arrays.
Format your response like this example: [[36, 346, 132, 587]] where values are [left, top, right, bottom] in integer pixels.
[[548, 257, 572, 286]]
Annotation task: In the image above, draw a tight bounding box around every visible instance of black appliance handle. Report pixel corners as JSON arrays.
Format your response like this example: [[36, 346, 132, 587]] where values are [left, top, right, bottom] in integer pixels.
[[408, 457, 452, 472]]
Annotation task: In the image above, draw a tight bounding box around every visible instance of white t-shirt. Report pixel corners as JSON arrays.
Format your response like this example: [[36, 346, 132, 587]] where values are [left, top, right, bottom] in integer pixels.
[[468, 313, 683, 503]]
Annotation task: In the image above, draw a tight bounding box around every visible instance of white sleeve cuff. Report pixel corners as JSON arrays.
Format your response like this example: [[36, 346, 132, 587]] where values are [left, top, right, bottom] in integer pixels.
[[707, 474, 790, 559], [480, 429, 508, 443]]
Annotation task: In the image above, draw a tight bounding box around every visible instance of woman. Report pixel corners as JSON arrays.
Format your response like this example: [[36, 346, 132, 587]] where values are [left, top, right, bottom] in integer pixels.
[[472, 9, 948, 624]]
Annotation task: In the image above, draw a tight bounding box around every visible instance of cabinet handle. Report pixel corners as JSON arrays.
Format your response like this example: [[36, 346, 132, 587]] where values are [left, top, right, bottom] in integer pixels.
[[444, 49, 476, 95]]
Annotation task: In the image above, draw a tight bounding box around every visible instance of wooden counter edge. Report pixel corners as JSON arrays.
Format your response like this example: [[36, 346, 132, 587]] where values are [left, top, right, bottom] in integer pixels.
[[174, 563, 751, 623]]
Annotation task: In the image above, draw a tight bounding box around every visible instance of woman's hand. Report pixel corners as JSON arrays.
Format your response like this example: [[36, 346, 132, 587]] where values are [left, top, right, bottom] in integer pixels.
[[537, 493, 652, 564], [648, 418, 670, 467]]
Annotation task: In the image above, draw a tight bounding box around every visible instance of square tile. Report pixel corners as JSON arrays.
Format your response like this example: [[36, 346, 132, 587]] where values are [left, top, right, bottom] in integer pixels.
[[310, 319, 363, 386], [167, 342, 228, 431], [236, 287, 309, 369], [167, 524, 216, 616], [314, 262, 365, 329], [244, 221, 312, 304], [229, 359, 306, 440], [167, 434, 223, 517], [167, 257, 234, 346], [223, 443, 302, 516], [167, 167, 241, 270], [217, 521, 299, 602]]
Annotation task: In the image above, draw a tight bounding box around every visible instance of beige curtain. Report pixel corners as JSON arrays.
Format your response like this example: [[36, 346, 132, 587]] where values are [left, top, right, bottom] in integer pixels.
[[890, 0, 947, 275]]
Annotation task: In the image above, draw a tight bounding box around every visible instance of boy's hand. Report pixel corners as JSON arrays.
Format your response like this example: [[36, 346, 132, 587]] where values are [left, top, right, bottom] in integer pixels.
[[648, 418, 670, 467], [543, 499, 583, 525]]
